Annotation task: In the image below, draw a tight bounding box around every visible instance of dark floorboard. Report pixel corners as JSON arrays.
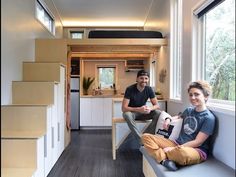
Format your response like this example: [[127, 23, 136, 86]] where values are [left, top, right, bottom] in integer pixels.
[[47, 129, 145, 177]]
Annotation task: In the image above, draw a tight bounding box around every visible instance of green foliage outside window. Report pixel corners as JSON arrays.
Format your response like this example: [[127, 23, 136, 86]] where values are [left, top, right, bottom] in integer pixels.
[[205, 0, 235, 101], [98, 68, 115, 89]]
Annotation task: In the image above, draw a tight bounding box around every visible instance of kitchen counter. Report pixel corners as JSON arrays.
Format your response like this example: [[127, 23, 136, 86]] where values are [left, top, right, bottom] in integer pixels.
[[112, 97, 167, 102], [112, 97, 167, 113], [80, 94, 124, 98], [81, 95, 167, 101]]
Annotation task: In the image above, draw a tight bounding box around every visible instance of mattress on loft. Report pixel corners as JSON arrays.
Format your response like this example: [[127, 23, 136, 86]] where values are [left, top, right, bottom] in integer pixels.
[[88, 30, 163, 38]]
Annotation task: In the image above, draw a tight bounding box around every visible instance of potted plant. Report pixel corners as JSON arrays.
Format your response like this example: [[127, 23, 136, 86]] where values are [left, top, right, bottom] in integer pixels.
[[83, 76, 95, 95], [155, 89, 163, 100]]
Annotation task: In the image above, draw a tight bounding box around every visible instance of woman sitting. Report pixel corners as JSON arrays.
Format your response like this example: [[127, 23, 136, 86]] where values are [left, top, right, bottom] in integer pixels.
[[141, 80, 216, 171]]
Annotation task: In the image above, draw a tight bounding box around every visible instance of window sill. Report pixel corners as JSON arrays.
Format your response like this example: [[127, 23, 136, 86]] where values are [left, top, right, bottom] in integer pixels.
[[169, 98, 183, 104], [207, 102, 235, 116]]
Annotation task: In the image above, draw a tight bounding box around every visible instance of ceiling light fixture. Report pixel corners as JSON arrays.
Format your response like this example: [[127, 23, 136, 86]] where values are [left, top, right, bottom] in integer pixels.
[[62, 20, 144, 27]]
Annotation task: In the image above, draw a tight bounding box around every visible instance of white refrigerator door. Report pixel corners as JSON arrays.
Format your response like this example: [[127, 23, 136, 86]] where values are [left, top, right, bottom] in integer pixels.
[[70, 77, 80, 129]]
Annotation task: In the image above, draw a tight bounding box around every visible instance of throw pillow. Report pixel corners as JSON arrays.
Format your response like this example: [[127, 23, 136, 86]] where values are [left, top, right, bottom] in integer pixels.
[[155, 111, 183, 141]]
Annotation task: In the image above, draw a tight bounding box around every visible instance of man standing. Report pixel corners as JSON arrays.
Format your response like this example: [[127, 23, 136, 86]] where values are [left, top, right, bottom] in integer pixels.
[[122, 70, 161, 144]]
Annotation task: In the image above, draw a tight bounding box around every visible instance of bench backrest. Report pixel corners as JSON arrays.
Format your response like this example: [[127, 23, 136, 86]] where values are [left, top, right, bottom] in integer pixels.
[[210, 110, 235, 169]]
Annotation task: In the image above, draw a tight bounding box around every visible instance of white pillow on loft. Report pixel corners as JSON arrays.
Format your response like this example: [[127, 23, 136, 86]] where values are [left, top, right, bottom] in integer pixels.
[[155, 111, 183, 141]]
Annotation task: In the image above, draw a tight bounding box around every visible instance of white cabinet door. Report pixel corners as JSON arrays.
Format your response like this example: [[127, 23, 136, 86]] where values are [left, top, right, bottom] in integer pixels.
[[103, 98, 112, 126], [44, 106, 53, 177], [80, 98, 92, 126], [91, 98, 104, 126], [113, 101, 122, 117], [51, 85, 59, 166]]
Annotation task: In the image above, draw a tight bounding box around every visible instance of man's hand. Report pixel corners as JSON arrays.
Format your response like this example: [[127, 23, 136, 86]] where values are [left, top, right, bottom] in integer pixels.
[[140, 105, 151, 114]]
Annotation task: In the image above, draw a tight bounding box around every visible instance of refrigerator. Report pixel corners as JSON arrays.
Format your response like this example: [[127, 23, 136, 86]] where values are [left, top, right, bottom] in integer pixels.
[[70, 76, 80, 130]]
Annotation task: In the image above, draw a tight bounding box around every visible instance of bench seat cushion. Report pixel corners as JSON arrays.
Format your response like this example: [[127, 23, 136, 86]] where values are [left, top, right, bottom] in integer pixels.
[[140, 146, 235, 177]]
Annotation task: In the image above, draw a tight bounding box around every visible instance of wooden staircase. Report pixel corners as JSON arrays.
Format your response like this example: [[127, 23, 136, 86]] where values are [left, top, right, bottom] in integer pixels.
[[1, 62, 68, 177]]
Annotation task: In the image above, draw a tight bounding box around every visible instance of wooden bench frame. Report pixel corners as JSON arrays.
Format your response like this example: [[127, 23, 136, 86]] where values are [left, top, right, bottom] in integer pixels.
[[112, 117, 151, 160]]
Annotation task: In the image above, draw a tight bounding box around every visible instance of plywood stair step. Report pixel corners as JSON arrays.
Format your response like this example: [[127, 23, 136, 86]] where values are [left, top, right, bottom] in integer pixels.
[[23, 62, 65, 82], [1, 61, 67, 177], [1, 168, 36, 177], [1, 138, 44, 177], [12, 81, 57, 105], [1, 105, 48, 138]]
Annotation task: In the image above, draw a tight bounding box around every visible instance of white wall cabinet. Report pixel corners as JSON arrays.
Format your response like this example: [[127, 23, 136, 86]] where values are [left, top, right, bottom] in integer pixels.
[[91, 98, 104, 126], [103, 98, 113, 126], [80, 98, 92, 126], [80, 97, 112, 127]]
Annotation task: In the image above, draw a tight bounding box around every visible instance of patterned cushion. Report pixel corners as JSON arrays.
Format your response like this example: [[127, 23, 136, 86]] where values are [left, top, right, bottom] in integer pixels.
[[155, 111, 183, 141]]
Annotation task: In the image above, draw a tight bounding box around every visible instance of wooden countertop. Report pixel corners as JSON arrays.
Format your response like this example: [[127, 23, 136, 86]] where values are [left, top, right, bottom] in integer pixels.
[[81, 95, 167, 101], [80, 94, 124, 98], [112, 97, 167, 102]]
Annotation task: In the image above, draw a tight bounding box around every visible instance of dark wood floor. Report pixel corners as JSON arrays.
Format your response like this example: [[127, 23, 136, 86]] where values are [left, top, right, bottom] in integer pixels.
[[47, 129, 145, 177]]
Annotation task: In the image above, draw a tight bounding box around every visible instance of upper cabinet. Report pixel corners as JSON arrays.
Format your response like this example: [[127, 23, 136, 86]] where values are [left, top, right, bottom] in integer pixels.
[[71, 58, 80, 76], [125, 59, 146, 72]]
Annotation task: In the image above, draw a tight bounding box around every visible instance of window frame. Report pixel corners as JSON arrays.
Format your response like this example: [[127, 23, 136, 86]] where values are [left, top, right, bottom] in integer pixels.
[[192, 0, 235, 114], [149, 59, 156, 88], [170, 0, 183, 102], [95, 64, 118, 90], [35, 0, 55, 35], [70, 31, 84, 39]]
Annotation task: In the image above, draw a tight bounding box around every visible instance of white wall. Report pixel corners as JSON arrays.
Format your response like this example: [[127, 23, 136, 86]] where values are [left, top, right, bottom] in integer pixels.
[[144, 0, 170, 99], [168, 0, 198, 115], [1, 0, 63, 104]]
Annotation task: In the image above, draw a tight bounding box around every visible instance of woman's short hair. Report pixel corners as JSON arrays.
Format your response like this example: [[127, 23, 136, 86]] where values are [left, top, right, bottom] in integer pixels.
[[188, 80, 212, 97]]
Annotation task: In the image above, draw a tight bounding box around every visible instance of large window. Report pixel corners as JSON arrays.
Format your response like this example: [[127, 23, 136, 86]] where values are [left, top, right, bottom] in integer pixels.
[[170, 0, 183, 100], [36, 0, 55, 34], [205, 0, 235, 101], [193, 0, 235, 109]]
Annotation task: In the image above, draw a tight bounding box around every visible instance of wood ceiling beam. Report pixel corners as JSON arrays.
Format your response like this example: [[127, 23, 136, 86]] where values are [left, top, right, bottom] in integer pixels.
[[70, 45, 159, 53], [71, 52, 151, 58], [67, 38, 167, 46]]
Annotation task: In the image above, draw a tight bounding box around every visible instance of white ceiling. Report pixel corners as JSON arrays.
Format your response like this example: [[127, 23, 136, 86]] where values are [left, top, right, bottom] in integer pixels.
[[52, 0, 154, 27]]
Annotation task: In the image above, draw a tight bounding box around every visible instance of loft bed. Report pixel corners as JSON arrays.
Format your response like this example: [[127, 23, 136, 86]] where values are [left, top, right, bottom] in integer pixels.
[[67, 30, 167, 47], [88, 30, 163, 38]]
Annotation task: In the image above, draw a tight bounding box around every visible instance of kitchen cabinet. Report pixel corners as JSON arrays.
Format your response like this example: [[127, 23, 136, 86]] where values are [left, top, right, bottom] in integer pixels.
[[80, 97, 112, 127], [125, 59, 145, 72], [80, 98, 92, 126], [91, 98, 104, 126], [103, 98, 113, 126]]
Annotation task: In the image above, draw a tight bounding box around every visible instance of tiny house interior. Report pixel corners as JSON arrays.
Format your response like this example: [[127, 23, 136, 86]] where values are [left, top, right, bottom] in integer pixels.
[[1, 0, 235, 177]]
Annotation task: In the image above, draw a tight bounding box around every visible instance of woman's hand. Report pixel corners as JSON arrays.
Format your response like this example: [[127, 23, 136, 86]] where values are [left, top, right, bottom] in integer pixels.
[[163, 146, 175, 152]]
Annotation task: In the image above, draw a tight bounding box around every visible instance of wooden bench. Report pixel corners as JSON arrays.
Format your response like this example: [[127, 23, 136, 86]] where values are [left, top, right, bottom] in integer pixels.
[[112, 117, 151, 160], [140, 115, 235, 177], [141, 146, 235, 177]]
